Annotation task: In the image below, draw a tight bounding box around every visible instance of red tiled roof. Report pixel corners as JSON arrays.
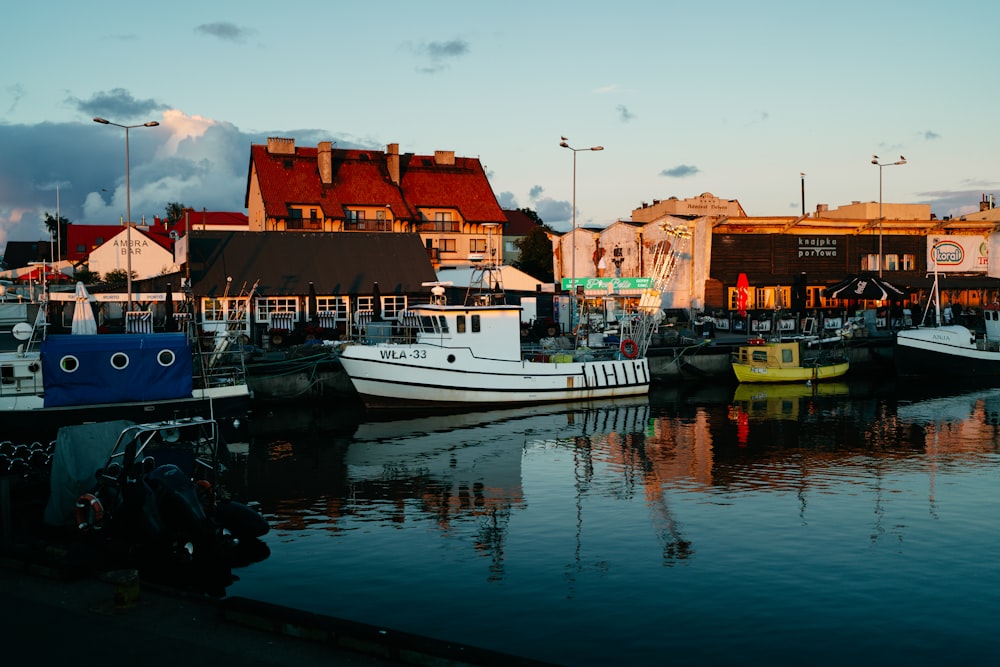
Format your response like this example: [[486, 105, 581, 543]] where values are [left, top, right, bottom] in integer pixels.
[[248, 142, 505, 225]]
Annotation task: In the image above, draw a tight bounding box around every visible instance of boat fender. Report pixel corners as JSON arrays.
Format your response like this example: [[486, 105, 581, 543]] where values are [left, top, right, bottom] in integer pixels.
[[214, 500, 270, 539], [195, 479, 214, 507], [75, 493, 104, 532], [620, 338, 639, 359], [147, 464, 209, 534]]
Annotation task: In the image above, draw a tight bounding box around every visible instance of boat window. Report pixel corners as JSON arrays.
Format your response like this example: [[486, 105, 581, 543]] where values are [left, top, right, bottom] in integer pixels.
[[110, 352, 130, 370], [472, 315, 481, 333], [60, 355, 80, 373], [419, 315, 436, 331], [751, 351, 768, 362], [438, 315, 449, 333], [456, 315, 466, 333], [157, 349, 177, 367], [781, 349, 793, 363]]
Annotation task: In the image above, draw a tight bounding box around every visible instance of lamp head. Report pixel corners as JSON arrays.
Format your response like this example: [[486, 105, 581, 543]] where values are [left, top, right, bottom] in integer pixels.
[[591, 146, 604, 151], [144, 121, 160, 127], [93, 117, 110, 125], [559, 141, 569, 148]]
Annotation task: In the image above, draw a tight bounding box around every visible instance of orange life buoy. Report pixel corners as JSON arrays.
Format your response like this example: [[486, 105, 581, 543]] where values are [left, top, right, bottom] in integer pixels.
[[75, 493, 104, 532], [620, 338, 639, 359]]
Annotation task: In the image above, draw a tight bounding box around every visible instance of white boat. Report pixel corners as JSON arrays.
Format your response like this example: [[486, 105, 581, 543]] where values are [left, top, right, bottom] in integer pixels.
[[339, 223, 691, 410], [894, 267, 1000, 378], [0, 288, 252, 440], [338, 296, 652, 409]]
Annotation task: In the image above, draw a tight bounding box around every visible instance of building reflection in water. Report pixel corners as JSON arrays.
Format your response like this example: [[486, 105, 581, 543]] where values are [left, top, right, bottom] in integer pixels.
[[237, 384, 1000, 582]]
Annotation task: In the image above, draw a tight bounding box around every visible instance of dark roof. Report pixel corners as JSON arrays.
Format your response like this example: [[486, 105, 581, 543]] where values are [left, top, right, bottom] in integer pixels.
[[503, 209, 540, 235], [2, 240, 55, 270], [184, 231, 437, 297]]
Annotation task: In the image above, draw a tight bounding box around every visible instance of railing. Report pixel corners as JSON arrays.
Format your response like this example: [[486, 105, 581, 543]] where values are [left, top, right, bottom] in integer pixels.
[[125, 311, 154, 333], [343, 220, 392, 232]]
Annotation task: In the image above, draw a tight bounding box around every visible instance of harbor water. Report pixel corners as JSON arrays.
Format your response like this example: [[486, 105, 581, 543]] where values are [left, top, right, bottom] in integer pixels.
[[226, 381, 1000, 666]]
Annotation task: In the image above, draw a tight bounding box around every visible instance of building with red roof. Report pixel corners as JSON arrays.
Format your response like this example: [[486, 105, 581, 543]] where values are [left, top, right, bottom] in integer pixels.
[[246, 138, 506, 269]]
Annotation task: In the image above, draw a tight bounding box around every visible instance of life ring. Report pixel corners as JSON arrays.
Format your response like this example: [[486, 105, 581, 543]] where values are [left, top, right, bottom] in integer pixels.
[[620, 338, 639, 359], [196, 479, 215, 507], [75, 493, 104, 532]]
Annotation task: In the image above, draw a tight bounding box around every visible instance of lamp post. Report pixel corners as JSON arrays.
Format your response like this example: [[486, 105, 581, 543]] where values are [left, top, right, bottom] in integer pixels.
[[93, 117, 160, 309], [870, 154, 906, 277], [559, 136, 603, 294]]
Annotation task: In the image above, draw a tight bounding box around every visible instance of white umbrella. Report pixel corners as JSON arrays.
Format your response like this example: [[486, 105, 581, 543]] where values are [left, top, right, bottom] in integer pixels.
[[71, 281, 98, 335]]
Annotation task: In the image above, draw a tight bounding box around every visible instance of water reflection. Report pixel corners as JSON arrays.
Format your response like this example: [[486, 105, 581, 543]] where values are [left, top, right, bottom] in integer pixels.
[[232, 383, 1000, 665]]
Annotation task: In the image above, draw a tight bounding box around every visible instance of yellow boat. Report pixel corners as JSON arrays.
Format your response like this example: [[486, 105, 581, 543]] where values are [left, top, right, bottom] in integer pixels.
[[730, 338, 849, 383]]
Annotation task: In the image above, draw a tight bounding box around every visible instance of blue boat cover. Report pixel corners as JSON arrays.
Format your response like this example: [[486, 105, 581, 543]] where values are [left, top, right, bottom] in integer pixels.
[[41, 333, 193, 408]]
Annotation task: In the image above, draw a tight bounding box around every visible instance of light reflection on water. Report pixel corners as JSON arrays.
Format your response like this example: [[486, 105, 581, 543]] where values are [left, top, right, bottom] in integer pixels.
[[229, 382, 1000, 666]]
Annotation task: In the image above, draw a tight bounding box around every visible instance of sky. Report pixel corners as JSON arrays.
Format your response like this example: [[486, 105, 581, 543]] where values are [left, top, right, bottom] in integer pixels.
[[2, 0, 998, 255]]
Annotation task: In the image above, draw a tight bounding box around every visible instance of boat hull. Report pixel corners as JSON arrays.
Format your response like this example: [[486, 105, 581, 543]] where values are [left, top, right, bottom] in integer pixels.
[[894, 325, 1000, 377], [731, 360, 849, 383], [339, 345, 650, 409], [2, 384, 252, 441]]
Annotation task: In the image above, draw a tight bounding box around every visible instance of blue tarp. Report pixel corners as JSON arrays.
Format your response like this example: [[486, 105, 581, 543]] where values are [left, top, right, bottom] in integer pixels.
[[41, 333, 193, 407]]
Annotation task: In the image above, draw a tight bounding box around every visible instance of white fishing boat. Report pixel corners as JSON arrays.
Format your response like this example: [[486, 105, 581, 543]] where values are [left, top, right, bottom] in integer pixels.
[[339, 224, 691, 409], [894, 263, 1000, 379]]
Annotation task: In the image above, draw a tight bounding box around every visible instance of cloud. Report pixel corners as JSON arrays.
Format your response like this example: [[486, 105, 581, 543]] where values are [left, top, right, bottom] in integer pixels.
[[497, 191, 518, 209], [0, 103, 382, 251], [535, 199, 571, 229], [923, 130, 941, 140], [529, 185, 544, 200], [68, 89, 170, 123], [660, 164, 700, 178], [593, 84, 619, 95], [195, 22, 255, 42], [617, 104, 635, 122], [408, 38, 470, 73]]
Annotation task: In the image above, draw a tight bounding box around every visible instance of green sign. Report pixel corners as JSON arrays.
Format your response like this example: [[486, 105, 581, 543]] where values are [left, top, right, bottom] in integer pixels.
[[560, 277, 655, 291]]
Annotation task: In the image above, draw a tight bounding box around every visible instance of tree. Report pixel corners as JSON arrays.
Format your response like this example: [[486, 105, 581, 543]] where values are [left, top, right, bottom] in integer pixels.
[[103, 268, 133, 289], [165, 202, 188, 226], [43, 212, 70, 259], [512, 223, 556, 283], [73, 268, 100, 284], [517, 207, 543, 225]]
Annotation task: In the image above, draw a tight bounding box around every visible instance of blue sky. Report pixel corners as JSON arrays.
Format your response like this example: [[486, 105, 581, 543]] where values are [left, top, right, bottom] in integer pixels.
[[2, 1, 998, 253]]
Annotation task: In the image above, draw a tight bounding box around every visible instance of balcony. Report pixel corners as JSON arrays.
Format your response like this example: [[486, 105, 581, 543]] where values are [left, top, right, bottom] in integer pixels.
[[344, 219, 392, 232], [415, 221, 460, 233]]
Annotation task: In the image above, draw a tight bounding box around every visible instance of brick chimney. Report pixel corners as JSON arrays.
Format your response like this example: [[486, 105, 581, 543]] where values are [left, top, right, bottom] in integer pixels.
[[434, 150, 456, 166], [267, 137, 295, 155], [387, 143, 400, 185], [318, 141, 332, 184]]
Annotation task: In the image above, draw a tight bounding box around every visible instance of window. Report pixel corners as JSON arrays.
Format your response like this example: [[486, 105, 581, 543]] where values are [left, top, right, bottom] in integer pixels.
[[349, 210, 365, 221], [376, 209, 386, 221], [861, 254, 879, 272], [901, 254, 915, 271], [202, 298, 225, 321], [382, 295, 406, 319], [256, 297, 299, 323], [884, 254, 899, 271], [440, 239, 457, 253], [472, 315, 481, 333], [317, 296, 349, 323], [456, 315, 466, 333], [470, 239, 487, 253]]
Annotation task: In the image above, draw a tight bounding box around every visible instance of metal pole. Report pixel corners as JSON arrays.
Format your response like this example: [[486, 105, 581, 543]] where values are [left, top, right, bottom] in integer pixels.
[[878, 165, 883, 277], [125, 125, 133, 308]]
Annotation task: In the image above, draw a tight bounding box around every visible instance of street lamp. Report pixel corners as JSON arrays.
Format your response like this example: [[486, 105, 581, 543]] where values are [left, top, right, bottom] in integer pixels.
[[93, 117, 160, 309], [559, 137, 603, 290], [871, 154, 907, 277]]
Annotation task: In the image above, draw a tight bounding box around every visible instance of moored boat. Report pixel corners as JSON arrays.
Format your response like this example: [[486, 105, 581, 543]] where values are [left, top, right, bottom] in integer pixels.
[[339, 223, 691, 409], [730, 338, 850, 383], [0, 289, 251, 440]]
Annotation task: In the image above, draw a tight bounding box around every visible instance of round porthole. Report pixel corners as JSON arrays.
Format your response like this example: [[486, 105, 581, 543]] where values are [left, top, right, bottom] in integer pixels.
[[59, 355, 80, 373], [110, 352, 130, 370], [447, 354, 456, 363], [157, 349, 176, 367]]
